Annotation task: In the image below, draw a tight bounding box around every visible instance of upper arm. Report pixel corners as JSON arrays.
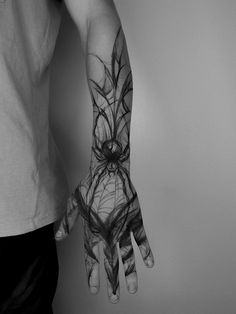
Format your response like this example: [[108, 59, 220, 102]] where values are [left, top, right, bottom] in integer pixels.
[[63, 0, 121, 47]]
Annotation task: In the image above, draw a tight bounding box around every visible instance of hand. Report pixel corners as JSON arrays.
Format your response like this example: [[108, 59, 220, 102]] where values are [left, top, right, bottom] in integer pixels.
[[55, 167, 154, 303]]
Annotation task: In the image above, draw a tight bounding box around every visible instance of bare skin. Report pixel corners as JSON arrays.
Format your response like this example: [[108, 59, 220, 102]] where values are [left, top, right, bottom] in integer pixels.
[[55, 0, 155, 303]]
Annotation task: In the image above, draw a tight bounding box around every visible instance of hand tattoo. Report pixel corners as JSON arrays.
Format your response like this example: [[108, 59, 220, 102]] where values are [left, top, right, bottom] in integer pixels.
[[55, 26, 154, 303]]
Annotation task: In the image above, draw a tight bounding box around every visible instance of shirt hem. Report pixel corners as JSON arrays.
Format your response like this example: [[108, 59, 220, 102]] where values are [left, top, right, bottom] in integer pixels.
[[0, 211, 64, 237]]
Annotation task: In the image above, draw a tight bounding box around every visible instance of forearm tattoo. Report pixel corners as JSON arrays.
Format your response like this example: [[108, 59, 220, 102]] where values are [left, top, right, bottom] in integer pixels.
[[67, 27, 151, 299], [89, 26, 132, 175]]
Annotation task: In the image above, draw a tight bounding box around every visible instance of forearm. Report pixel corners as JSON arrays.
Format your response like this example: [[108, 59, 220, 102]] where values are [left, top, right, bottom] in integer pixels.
[[85, 14, 133, 175]]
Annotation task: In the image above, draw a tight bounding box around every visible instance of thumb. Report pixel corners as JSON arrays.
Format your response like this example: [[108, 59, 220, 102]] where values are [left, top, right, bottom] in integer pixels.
[[55, 193, 80, 241]]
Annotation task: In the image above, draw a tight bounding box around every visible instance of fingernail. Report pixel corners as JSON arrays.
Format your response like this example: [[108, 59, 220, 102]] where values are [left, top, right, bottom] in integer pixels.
[[90, 287, 98, 294], [110, 294, 119, 303], [128, 284, 137, 294], [146, 258, 154, 267], [55, 230, 63, 239]]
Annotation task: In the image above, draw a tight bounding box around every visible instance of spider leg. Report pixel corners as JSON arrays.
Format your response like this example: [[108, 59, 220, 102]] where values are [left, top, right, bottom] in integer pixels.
[[117, 167, 130, 201], [84, 161, 107, 204], [87, 162, 109, 209], [92, 146, 105, 162], [118, 165, 135, 199], [119, 144, 130, 163]]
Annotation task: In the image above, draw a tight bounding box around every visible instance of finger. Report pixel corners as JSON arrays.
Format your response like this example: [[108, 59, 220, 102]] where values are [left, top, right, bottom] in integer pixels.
[[85, 243, 100, 294], [132, 205, 154, 268], [84, 224, 100, 294], [119, 234, 138, 294], [55, 194, 79, 241], [103, 242, 120, 303]]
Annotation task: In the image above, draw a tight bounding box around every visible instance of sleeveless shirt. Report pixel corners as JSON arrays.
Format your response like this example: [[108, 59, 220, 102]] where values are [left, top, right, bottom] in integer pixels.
[[0, 0, 68, 236]]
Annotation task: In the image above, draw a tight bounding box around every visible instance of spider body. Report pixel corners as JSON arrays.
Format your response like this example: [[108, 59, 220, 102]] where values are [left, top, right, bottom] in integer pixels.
[[102, 139, 122, 172], [92, 138, 130, 174]]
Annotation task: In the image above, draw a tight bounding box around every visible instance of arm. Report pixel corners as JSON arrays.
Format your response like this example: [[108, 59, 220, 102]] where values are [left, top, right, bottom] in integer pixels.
[[55, 0, 154, 303]]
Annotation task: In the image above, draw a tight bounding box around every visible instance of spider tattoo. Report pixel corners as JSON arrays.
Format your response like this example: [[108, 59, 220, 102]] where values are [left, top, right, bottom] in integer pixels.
[[68, 27, 147, 298], [92, 139, 129, 173], [58, 26, 154, 300]]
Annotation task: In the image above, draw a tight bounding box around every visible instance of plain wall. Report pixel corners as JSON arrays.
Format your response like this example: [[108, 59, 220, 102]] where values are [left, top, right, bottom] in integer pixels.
[[50, 1, 236, 313]]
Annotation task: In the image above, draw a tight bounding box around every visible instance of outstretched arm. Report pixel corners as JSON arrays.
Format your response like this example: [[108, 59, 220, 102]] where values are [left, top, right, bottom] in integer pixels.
[[55, 0, 154, 303]]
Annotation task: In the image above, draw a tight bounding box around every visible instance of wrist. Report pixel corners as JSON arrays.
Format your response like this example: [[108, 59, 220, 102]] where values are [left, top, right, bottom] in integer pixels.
[[89, 139, 131, 176]]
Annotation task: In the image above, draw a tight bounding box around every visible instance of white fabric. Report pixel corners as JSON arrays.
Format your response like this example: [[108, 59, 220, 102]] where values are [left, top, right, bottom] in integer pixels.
[[0, 0, 68, 236]]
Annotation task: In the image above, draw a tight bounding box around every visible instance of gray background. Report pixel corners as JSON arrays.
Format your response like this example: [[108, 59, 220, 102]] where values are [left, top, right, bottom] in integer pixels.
[[50, 1, 236, 313]]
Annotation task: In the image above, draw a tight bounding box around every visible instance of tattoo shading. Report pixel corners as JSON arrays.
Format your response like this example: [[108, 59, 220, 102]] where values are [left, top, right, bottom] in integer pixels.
[[65, 27, 151, 299]]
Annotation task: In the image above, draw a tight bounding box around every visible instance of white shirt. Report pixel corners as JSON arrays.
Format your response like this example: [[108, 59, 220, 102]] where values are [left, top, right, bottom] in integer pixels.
[[0, 0, 68, 236]]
